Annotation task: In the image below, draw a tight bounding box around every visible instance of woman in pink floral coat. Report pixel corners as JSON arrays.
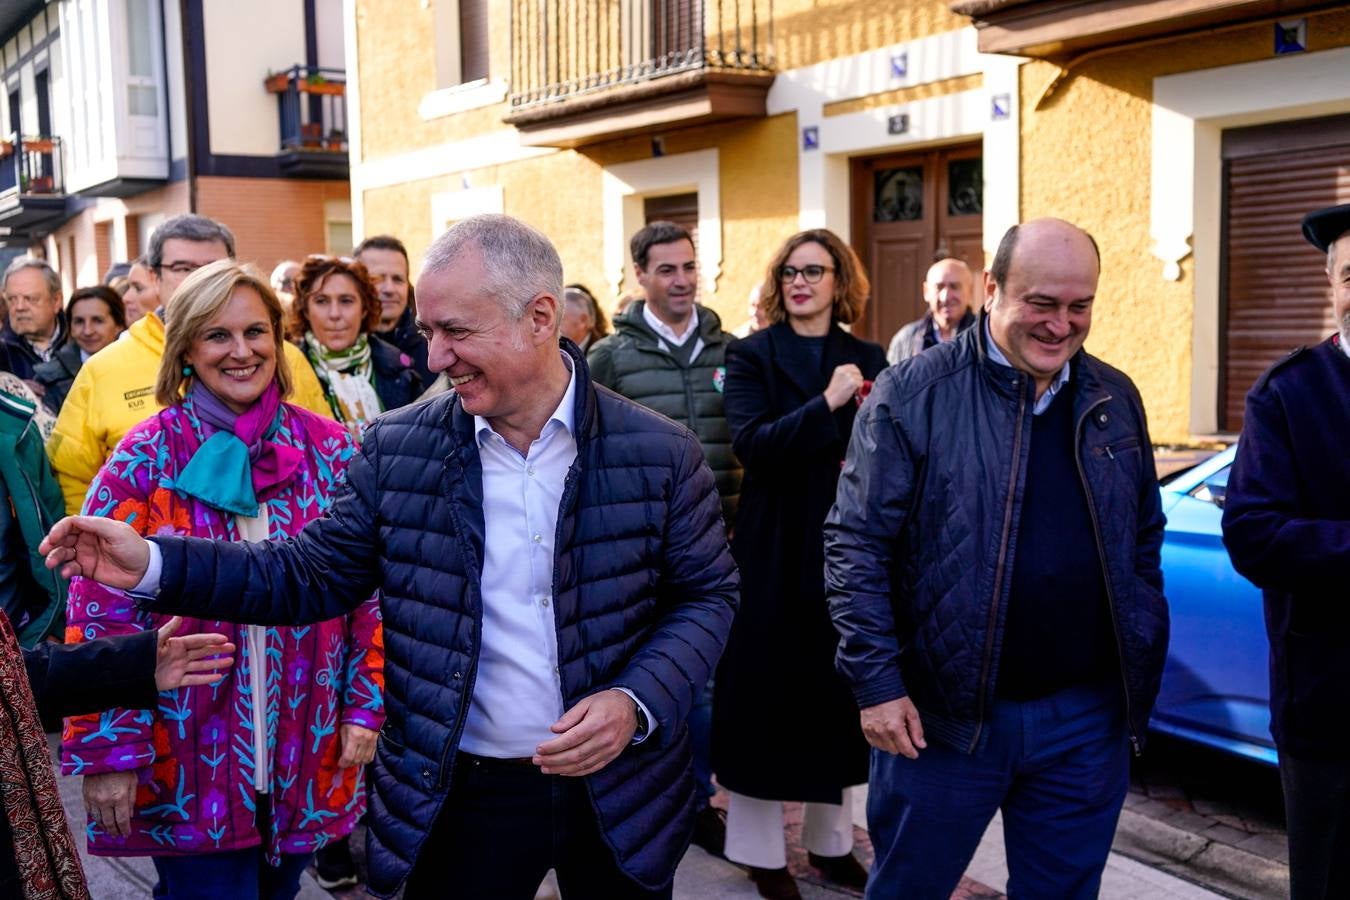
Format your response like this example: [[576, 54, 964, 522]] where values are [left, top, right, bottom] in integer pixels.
[[59, 260, 384, 899]]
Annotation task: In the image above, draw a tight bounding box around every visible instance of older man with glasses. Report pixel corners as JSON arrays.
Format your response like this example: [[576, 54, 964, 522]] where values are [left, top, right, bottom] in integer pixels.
[[0, 256, 68, 382], [45, 214, 333, 515]]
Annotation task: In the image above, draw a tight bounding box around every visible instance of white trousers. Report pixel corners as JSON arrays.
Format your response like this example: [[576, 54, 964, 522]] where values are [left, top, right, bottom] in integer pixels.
[[723, 787, 857, 869]]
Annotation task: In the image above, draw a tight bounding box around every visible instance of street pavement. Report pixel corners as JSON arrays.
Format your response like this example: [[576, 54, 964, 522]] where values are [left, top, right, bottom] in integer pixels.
[[58, 734, 1224, 900]]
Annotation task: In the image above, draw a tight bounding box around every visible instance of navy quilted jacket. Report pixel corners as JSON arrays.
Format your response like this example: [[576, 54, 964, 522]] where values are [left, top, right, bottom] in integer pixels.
[[824, 319, 1168, 753], [141, 342, 739, 896]]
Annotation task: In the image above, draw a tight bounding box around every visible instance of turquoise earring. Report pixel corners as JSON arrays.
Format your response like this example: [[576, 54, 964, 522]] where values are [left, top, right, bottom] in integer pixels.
[[182, 365, 193, 376]]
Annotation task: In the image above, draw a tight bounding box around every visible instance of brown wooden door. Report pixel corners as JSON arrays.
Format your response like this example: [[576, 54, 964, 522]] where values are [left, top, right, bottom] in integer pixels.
[[1220, 116, 1350, 432], [850, 144, 984, 346]]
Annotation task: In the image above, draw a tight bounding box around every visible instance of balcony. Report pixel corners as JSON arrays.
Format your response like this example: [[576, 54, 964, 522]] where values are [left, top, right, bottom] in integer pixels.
[[0, 134, 69, 238], [951, 0, 1337, 59], [505, 0, 776, 148], [265, 65, 350, 179]]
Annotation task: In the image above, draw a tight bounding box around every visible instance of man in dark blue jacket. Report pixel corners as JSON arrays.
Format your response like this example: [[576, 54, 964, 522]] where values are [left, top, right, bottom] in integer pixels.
[[825, 218, 1168, 899], [40, 214, 738, 900], [1222, 202, 1350, 900]]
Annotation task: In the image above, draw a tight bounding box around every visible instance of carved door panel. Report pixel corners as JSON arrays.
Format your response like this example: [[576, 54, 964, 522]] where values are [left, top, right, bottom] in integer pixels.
[[851, 144, 983, 347]]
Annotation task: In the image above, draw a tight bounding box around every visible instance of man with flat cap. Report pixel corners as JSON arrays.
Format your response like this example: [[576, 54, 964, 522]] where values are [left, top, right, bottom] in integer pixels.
[[1222, 201, 1350, 900]]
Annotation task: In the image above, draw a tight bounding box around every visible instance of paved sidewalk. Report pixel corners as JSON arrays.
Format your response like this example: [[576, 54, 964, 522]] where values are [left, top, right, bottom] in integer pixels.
[[56, 738, 1223, 900]]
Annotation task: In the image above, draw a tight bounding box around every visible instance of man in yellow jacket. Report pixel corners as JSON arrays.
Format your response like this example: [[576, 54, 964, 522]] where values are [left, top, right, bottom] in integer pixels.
[[46, 215, 332, 514]]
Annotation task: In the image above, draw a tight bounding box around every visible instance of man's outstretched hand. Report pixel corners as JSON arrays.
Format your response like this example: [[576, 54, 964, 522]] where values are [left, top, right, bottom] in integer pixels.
[[40, 516, 151, 589], [155, 617, 235, 692]]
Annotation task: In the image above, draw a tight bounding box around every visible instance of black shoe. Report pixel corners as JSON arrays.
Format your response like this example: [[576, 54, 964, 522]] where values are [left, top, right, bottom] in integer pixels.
[[748, 866, 803, 900], [690, 805, 727, 858], [315, 837, 360, 890], [808, 851, 869, 890]]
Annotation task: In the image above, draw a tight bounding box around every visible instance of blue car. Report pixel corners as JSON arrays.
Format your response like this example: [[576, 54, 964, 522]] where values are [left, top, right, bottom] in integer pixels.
[[1151, 444, 1276, 765]]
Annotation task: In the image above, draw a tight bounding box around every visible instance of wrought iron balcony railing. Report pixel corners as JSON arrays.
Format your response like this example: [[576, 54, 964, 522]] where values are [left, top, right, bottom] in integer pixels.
[[0, 134, 64, 196], [264, 65, 349, 154], [508, 0, 774, 112]]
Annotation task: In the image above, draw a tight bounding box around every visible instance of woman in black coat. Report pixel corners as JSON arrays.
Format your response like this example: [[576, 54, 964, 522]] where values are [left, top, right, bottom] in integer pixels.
[[713, 229, 887, 900]]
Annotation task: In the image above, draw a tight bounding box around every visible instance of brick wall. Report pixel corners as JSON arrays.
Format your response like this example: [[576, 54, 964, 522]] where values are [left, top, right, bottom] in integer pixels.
[[195, 176, 351, 275]]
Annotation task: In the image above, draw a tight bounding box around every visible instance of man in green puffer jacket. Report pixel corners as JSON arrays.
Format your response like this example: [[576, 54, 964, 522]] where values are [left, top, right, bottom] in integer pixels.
[[588, 221, 741, 526]]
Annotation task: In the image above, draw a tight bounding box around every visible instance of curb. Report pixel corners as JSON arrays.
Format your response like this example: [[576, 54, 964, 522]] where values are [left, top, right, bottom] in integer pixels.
[[1112, 808, 1288, 900]]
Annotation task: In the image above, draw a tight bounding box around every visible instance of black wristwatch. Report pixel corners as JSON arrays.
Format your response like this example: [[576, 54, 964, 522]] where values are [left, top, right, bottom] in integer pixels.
[[633, 701, 650, 741]]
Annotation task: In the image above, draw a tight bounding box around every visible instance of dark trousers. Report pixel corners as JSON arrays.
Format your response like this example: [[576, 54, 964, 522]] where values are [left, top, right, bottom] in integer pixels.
[[1280, 754, 1350, 900], [152, 793, 310, 900], [404, 753, 673, 900], [689, 680, 715, 809], [866, 684, 1128, 900]]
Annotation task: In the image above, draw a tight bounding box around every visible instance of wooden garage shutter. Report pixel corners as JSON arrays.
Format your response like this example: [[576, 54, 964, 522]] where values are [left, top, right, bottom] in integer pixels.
[[1221, 117, 1350, 432]]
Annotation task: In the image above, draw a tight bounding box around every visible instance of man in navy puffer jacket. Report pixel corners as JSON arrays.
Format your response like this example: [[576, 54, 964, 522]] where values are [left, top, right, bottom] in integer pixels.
[[825, 219, 1168, 900], [40, 215, 739, 899]]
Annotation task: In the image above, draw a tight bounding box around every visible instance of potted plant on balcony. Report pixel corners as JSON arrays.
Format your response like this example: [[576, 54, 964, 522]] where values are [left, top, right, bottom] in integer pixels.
[[302, 72, 345, 96], [264, 70, 293, 93], [323, 129, 347, 150], [300, 122, 323, 148]]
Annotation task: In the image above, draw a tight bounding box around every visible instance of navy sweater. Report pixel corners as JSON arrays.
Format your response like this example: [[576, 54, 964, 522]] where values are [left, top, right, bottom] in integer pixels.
[[996, 383, 1117, 700]]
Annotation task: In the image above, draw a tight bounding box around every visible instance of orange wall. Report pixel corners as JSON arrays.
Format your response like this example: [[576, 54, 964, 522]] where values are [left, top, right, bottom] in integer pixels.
[[196, 176, 350, 276]]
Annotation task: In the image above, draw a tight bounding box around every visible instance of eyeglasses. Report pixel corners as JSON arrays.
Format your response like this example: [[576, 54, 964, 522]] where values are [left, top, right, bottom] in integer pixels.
[[307, 253, 356, 265], [777, 264, 834, 284], [158, 261, 207, 276]]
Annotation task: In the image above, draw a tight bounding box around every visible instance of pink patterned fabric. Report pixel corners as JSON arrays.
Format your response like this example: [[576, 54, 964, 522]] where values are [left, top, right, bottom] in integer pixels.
[[60, 402, 384, 862]]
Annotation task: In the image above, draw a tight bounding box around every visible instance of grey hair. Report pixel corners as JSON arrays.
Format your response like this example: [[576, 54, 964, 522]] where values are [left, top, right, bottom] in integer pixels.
[[1329, 246, 1337, 275], [146, 214, 236, 269], [3, 255, 60, 298], [422, 214, 564, 327]]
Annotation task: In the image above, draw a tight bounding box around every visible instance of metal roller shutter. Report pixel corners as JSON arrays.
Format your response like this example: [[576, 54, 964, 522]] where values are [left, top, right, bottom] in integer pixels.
[[1221, 117, 1350, 432]]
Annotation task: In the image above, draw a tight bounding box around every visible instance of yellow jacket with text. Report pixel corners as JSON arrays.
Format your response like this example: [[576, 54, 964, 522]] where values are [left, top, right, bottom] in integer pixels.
[[46, 313, 333, 514]]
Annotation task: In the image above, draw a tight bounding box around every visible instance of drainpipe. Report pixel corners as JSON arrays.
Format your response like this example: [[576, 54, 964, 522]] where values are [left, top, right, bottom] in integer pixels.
[[178, 0, 198, 212], [157, 0, 176, 213]]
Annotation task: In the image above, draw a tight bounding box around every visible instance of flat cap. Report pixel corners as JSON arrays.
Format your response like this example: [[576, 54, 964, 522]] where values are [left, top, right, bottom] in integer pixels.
[[1301, 202, 1350, 252]]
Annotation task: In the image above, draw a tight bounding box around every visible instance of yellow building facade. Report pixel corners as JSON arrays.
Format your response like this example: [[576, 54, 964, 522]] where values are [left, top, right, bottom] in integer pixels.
[[346, 0, 1350, 442]]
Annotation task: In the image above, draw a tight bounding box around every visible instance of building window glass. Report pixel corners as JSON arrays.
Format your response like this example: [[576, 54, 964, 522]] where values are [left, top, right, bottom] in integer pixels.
[[126, 0, 157, 115], [434, 0, 489, 89]]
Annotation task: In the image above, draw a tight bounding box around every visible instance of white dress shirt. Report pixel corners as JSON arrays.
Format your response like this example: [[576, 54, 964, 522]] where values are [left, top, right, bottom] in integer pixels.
[[459, 356, 581, 757], [642, 302, 705, 361], [984, 318, 1072, 416]]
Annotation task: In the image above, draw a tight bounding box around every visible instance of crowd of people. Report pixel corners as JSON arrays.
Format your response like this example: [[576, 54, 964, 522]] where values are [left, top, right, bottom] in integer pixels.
[[0, 199, 1343, 900]]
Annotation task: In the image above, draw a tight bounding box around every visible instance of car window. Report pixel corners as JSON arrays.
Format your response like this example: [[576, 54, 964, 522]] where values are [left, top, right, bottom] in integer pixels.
[[1189, 464, 1230, 508]]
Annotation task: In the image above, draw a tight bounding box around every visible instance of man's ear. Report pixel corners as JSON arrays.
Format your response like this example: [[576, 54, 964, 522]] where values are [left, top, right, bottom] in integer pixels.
[[527, 292, 562, 346], [982, 270, 998, 313]]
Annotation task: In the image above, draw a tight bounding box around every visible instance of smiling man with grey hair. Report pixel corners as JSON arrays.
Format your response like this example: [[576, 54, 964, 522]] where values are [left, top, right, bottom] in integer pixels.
[[41, 212, 738, 899], [0, 256, 67, 381]]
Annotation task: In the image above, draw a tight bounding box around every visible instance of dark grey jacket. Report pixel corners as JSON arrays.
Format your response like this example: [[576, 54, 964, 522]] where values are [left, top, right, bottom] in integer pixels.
[[886, 309, 977, 365], [588, 301, 741, 524], [825, 319, 1169, 753], [33, 341, 82, 414]]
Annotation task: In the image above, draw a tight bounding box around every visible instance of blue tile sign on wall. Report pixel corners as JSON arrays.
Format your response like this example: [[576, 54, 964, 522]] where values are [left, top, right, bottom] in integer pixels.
[[1275, 19, 1306, 55], [890, 53, 908, 79], [991, 93, 1011, 121], [802, 126, 819, 151]]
